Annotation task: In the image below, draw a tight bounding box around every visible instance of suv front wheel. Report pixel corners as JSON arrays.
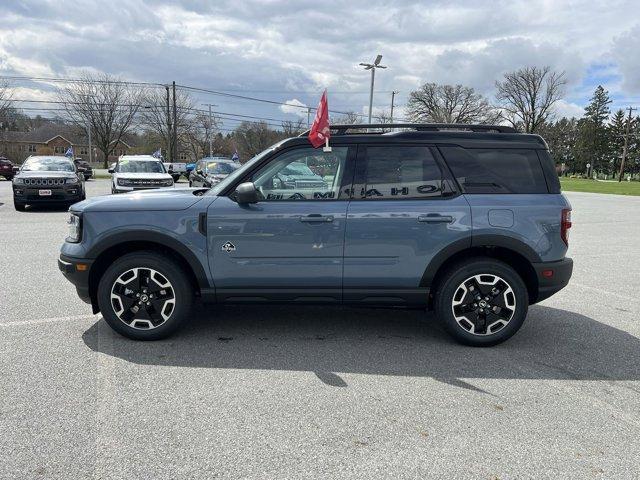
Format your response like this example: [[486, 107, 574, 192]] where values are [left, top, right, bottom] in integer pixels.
[[434, 258, 529, 347], [97, 251, 194, 340]]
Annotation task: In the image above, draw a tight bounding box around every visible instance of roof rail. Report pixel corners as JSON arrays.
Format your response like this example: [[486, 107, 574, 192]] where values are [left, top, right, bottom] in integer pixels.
[[298, 123, 517, 136]]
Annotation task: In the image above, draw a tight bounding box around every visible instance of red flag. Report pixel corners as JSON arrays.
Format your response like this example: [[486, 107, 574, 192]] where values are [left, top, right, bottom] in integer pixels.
[[308, 90, 330, 148]]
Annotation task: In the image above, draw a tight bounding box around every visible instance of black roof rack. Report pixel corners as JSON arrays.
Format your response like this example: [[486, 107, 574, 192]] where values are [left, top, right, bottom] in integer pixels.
[[299, 123, 517, 136]]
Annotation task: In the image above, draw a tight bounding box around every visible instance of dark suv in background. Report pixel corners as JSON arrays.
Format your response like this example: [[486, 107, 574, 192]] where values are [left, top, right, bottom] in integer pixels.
[[59, 123, 572, 346], [0, 157, 16, 180], [13, 156, 86, 211]]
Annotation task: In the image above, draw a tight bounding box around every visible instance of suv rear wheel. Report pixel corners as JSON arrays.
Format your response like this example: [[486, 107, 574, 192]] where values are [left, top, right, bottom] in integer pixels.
[[434, 258, 528, 347], [97, 251, 194, 340]]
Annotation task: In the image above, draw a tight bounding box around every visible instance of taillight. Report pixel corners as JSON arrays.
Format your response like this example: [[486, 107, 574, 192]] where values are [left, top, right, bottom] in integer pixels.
[[561, 208, 572, 246]]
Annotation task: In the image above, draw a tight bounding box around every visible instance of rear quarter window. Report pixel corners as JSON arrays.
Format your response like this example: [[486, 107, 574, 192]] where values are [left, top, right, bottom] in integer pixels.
[[439, 146, 549, 194]]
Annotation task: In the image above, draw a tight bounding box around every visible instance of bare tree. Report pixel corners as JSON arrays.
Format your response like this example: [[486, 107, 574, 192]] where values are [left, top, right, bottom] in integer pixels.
[[495, 66, 566, 133], [139, 87, 196, 161], [281, 119, 305, 136], [0, 80, 13, 121], [407, 83, 501, 125], [182, 111, 220, 160], [59, 72, 142, 167], [332, 111, 360, 124]]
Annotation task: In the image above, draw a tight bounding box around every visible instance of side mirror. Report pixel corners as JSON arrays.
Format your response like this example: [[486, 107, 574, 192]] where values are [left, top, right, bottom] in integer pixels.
[[108, 168, 114, 174], [235, 182, 259, 204]]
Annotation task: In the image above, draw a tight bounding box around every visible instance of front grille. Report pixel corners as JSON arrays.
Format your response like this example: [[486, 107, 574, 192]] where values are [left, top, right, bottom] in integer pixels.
[[130, 179, 166, 187], [23, 178, 66, 186]]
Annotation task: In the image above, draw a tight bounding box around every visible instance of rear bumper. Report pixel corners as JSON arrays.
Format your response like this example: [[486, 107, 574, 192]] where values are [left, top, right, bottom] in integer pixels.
[[532, 257, 573, 303], [58, 254, 93, 305]]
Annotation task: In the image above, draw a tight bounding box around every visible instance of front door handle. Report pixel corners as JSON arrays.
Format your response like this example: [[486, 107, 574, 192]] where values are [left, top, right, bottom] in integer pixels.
[[418, 214, 454, 223], [300, 214, 334, 223]]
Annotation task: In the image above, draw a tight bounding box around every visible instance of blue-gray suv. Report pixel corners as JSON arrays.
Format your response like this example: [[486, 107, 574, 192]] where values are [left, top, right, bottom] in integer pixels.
[[59, 123, 573, 346]]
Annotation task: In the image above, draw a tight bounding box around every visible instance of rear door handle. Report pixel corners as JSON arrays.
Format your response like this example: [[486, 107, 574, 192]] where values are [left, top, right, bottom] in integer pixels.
[[418, 214, 454, 223], [300, 214, 334, 223]]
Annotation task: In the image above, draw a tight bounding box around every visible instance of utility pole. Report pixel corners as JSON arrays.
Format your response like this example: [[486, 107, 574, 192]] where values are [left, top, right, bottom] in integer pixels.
[[390, 90, 399, 123], [307, 107, 311, 127], [172, 81, 178, 162], [359, 54, 387, 124], [618, 106, 637, 182], [203, 103, 218, 157], [165, 85, 172, 162], [86, 123, 92, 164]]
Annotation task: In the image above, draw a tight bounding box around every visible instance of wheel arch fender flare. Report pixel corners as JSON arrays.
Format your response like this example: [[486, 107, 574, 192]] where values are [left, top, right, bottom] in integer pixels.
[[420, 234, 542, 288], [86, 229, 210, 291]]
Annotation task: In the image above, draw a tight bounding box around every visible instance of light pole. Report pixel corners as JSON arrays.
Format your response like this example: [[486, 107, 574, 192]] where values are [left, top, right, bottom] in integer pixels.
[[359, 54, 386, 124], [390, 90, 399, 123], [203, 103, 218, 157]]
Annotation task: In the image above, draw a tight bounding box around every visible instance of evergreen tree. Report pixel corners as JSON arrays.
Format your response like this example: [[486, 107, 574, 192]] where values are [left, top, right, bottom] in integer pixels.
[[579, 85, 612, 175], [607, 109, 627, 176]]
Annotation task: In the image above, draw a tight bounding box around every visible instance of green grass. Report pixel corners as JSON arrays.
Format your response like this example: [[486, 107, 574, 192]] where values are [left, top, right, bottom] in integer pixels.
[[560, 178, 640, 196]]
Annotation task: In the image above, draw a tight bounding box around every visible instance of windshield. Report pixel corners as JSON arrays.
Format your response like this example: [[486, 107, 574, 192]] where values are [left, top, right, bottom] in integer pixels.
[[117, 159, 165, 173], [207, 162, 238, 175], [208, 140, 288, 195], [22, 157, 75, 172]]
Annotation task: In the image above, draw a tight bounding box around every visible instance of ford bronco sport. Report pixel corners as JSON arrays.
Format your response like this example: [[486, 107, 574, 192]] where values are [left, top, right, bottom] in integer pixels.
[[59, 123, 572, 346]]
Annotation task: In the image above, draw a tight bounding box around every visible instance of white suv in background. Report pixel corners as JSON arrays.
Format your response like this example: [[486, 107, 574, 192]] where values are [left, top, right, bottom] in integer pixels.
[[109, 155, 174, 193]]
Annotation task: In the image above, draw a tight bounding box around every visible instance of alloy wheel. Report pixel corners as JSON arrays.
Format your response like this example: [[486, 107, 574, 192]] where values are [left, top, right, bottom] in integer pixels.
[[451, 274, 516, 336], [110, 267, 176, 330]]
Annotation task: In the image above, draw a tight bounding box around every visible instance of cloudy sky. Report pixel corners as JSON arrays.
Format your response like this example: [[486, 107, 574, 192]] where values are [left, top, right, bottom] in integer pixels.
[[1, 0, 639, 128]]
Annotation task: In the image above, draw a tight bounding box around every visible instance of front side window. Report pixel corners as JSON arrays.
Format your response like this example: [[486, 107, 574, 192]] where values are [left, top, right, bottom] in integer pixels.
[[357, 146, 444, 199], [439, 147, 548, 194], [250, 146, 349, 201]]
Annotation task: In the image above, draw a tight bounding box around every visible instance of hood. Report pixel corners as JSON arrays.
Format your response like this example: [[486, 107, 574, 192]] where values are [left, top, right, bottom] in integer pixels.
[[114, 172, 172, 179], [72, 188, 210, 212], [17, 170, 77, 179]]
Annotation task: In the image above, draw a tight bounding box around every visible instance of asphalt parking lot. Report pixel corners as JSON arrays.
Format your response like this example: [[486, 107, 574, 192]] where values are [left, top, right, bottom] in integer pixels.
[[1, 178, 639, 479]]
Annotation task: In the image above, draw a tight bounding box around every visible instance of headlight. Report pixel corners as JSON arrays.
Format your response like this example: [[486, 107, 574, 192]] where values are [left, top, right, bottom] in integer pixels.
[[117, 178, 132, 186], [66, 213, 82, 243], [65, 177, 79, 184], [13, 177, 24, 184], [160, 179, 174, 187]]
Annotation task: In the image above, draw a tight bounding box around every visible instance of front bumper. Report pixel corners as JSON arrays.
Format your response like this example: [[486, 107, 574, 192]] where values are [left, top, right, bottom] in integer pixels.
[[532, 257, 573, 303], [14, 185, 82, 203], [112, 185, 170, 193], [58, 254, 94, 305]]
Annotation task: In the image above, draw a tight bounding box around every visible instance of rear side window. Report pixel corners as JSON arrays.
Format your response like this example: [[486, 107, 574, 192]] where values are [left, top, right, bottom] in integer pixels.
[[439, 147, 548, 194], [357, 146, 444, 199]]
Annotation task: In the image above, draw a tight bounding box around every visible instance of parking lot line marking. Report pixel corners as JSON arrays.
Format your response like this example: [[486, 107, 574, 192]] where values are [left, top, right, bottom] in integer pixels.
[[0, 314, 99, 327]]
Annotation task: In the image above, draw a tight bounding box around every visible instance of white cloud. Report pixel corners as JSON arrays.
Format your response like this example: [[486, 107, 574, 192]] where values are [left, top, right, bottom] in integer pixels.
[[553, 100, 584, 119], [279, 98, 308, 118]]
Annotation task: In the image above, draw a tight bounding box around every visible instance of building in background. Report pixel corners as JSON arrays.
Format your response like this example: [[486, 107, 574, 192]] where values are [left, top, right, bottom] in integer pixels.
[[0, 124, 133, 164]]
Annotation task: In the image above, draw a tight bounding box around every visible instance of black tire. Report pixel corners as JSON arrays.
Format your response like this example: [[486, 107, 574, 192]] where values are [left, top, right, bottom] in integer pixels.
[[172, 174, 181, 183], [14, 199, 26, 211], [97, 251, 194, 340], [434, 257, 529, 347]]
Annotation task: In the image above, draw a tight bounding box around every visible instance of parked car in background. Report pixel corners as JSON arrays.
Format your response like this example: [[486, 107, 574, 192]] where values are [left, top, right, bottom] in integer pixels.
[[13, 156, 85, 211], [272, 160, 328, 191], [59, 123, 572, 345], [189, 157, 240, 187], [110, 155, 174, 194], [73, 158, 93, 180], [0, 157, 16, 180], [163, 161, 187, 182]]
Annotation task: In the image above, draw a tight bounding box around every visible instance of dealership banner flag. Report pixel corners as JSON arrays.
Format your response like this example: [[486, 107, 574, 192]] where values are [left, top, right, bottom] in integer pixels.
[[308, 90, 330, 149]]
